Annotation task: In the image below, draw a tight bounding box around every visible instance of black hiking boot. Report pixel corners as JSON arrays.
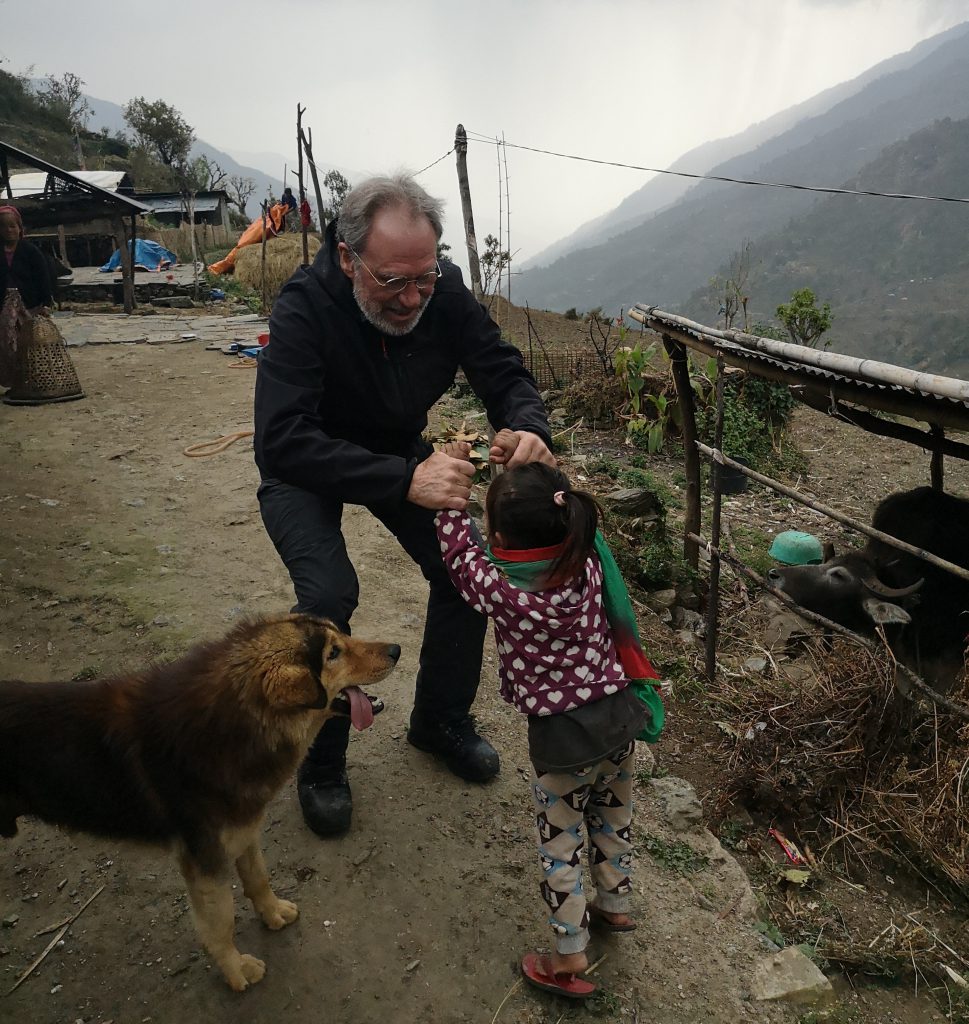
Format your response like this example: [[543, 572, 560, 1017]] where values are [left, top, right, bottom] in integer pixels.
[[407, 714, 500, 782]]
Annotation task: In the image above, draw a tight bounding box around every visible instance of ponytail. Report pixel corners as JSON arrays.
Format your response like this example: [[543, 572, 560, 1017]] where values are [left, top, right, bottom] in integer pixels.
[[486, 463, 601, 588]]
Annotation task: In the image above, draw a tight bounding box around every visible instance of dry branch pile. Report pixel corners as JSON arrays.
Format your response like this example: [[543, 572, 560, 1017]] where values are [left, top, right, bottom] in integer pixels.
[[712, 634, 969, 895]]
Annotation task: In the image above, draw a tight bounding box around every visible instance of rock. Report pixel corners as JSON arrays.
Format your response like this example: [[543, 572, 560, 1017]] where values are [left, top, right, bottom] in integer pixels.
[[675, 586, 700, 611], [606, 487, 664, 518], [548, 407, 567, 426], [2, 914, 18, 928], [672, 607, 704, 631], [744, 657, 768, 673], [750, 946, 834, 1005], [646, 588, 677, 612], [650, 776, 704, 831]]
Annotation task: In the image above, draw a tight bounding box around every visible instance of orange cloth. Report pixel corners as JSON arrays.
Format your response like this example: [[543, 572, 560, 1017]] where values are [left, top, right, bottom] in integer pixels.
[[208, 203, 288, 275]]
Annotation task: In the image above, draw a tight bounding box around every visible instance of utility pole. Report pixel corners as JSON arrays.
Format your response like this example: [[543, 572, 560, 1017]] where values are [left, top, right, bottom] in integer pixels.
[[454, 125, 483, 301]]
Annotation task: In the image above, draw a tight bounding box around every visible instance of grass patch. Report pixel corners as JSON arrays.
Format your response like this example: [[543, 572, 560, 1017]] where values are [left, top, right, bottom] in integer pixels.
[[640, 832, 709, 875]]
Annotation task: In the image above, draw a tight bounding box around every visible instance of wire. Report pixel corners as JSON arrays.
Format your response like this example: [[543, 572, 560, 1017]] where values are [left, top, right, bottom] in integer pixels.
[[414, 148, 455, 175], [464, 131, 969, 205]]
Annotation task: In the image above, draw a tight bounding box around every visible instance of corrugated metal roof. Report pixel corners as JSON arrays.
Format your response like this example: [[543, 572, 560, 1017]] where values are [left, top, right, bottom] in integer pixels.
[[628, 304, 969, 435], [140, 195, 223, 214], [8, 170, 128, 197]]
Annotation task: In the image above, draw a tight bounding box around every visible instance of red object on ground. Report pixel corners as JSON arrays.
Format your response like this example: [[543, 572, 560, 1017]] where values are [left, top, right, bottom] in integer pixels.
[[258, 333, 270, 346]]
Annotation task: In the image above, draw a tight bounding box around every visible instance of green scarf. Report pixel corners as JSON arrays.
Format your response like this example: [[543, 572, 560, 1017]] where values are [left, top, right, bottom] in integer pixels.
[[487, 531, 665, 743]]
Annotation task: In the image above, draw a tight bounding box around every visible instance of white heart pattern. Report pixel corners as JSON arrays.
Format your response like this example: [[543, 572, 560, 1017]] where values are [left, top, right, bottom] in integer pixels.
[[546, 690, 563, 704], [576, 687, 592, 701]]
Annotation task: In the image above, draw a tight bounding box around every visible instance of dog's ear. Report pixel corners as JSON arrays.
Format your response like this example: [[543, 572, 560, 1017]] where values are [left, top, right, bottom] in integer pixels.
[[264, 663, 320, 709]]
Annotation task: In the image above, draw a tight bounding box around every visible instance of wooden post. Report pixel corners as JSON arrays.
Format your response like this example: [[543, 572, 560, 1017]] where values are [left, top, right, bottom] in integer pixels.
[[663, 334, 700, 569], [300, 126, 327, 233], [930, 423, 945, 491], [112, 214, 134, 313], [260, 200, 269, 313], [703, 354, 727, 681], [297, 104, 309, 265], [129, 212, 137, 309], [455, 125, 483, 301], [57, 224, 70, 267]]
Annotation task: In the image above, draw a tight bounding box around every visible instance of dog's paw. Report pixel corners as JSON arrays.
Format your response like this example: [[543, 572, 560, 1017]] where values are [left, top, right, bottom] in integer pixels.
[[225, 953, 267, 991], [262, 897, 299, 930]]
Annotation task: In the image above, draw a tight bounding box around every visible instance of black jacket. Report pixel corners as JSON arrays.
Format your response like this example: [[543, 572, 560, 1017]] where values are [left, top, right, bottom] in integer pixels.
[[254, 223, 550, 508], [1, 240, 53, 310]]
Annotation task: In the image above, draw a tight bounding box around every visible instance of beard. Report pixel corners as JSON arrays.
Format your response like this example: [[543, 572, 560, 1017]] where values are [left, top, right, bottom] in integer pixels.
[[352, 275, 431, 336]]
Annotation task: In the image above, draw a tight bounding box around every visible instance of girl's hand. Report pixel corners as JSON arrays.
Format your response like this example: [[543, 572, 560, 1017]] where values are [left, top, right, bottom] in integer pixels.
[[488, 428, 522, 464]]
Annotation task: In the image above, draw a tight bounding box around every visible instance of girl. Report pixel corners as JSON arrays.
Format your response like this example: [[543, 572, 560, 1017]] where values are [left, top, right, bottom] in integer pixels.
[[435, 456, 664, 1000]]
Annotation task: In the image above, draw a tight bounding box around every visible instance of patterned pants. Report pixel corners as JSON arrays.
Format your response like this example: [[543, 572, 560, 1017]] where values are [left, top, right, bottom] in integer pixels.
[[530, 740, 635, 954]]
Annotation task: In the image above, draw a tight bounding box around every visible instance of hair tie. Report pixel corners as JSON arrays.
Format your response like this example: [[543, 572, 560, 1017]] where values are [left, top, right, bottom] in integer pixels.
[[553, 490, 567, 507]]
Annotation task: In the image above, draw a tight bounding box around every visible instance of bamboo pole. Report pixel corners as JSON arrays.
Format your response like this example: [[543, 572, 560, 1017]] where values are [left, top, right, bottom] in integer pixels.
[[454, 124, 483, 301], [694, 442, 969, 583], [629, 305, 969, 404], [502, 131, 512, 306]]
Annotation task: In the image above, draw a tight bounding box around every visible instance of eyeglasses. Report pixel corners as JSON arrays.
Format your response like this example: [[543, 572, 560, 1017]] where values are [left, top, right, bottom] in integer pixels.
[[345, 244, 442, 294]]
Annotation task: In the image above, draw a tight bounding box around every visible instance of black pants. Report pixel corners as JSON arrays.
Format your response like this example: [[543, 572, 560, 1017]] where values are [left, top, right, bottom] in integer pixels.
[[258, 479, 488, 768]]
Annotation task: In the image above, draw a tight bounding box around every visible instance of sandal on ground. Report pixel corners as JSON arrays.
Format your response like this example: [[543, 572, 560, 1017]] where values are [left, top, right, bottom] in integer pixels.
[[589, 905, 637, 933], [520, 952, 597, 999]]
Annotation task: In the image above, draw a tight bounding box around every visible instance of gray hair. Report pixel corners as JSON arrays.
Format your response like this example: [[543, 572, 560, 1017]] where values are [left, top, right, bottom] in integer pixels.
[[337, 174, 444, 253]]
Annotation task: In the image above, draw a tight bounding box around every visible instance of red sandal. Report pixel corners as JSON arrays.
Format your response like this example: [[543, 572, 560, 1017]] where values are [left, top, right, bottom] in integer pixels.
[[520, 952, 597, 999]]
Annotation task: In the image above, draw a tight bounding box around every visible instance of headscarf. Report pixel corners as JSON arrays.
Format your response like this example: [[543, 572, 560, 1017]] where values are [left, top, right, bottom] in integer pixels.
[[0, 205, 25, 241]]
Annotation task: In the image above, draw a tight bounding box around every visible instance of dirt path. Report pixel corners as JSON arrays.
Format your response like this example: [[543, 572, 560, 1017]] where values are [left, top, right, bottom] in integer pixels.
[[0, 332, 801, 1024]]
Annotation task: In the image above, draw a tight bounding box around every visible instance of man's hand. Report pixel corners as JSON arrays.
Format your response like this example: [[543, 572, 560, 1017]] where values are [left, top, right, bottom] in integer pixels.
[[407, 451, 475, 510], [439, 440, 472, 461], [490, 429, 556, 469]]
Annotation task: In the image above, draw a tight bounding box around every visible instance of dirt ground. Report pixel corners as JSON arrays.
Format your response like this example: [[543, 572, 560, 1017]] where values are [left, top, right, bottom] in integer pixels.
[[0, 322, 964, 1024]]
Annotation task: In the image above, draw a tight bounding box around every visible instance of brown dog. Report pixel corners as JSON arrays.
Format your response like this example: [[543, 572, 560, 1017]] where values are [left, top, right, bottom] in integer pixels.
[[0, 613, 400, 991]]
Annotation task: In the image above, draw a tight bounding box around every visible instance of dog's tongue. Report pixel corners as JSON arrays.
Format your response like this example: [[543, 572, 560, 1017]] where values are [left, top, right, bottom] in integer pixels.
[[344, 686, 374, 731]]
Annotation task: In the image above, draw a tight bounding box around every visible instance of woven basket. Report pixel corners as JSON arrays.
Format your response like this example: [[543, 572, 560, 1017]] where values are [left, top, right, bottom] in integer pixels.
[[2, 313, 84, 406]]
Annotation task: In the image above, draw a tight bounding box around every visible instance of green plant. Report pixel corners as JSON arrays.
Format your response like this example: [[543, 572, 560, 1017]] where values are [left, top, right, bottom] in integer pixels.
[[589, 456, 621, 479], [564, 307, 578, 320], [588, 988, 623, 1016], [754, 919, 786, 947], [776, 288, 833, 349], [640, 832, 709, 874], [718, 819, 749, 850]]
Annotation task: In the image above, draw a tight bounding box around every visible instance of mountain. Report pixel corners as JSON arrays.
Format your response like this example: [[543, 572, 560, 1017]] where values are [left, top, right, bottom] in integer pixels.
[[686, 116, 969, 378], [523, 21, 969, 271], [516, 21, 969, 325]]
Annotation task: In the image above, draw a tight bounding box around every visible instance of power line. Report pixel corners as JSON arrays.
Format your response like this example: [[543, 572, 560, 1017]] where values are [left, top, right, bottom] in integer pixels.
[[414, 148, 454, 175], [464, 131, 969, 206]]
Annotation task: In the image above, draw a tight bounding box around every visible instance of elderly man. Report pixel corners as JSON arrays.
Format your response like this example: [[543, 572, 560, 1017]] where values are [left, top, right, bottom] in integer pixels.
[[254, 174, 554, 837]]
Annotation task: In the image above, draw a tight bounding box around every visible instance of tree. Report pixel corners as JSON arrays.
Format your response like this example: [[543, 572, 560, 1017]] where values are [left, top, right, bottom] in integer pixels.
[[436, 241, 452, 264], [776, 288, 833, 348], [226, 175, 257, 218], [710, 239, 752, 330], [322, 170, 350, 222], [187, 154, 227, 192], [122, 97, 195, 168], [37, 72, 91, 134], [37, 71, 92, 168], [479, 233, 510, 295]]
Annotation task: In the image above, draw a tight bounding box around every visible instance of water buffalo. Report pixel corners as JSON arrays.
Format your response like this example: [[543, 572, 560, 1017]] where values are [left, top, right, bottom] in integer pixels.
[[768, 487, 969, 688]]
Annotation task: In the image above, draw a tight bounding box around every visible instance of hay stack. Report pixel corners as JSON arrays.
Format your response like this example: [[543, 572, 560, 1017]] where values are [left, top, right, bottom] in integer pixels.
[[234, 234, 321, 302]]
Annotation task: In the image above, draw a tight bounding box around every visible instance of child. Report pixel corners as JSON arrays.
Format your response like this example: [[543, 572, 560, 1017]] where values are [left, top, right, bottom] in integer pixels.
[[435, 454, 664, 999]]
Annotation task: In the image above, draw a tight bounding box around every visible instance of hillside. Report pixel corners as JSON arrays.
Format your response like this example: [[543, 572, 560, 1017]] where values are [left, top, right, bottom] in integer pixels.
[[523, 20, 969, 270], [687, 117, 969, 378], [515, 22, 969, 377]]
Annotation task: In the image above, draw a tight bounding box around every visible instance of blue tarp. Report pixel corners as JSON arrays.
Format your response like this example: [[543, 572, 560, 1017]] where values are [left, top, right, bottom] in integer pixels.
[[99, 239, 178, 273]]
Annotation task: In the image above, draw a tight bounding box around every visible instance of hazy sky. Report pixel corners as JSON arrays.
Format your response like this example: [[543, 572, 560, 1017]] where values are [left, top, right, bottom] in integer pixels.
[[4, 0, 967, 267]]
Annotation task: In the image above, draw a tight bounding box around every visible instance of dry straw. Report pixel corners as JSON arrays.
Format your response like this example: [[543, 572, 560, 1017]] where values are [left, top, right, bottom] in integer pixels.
[[234, 234, 321, 303]]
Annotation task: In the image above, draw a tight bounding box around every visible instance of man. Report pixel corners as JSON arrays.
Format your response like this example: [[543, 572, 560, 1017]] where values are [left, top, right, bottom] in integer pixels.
[[254, 174, 554, 837]]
